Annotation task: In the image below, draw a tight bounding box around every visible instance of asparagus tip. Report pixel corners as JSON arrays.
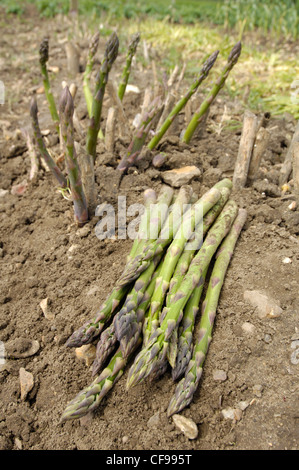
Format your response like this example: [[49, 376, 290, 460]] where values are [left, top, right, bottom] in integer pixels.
[[39, 37, 49, 65], [30, 95, 38, 119], [203, 50, 219, 74], [59, 86, 74, 119]]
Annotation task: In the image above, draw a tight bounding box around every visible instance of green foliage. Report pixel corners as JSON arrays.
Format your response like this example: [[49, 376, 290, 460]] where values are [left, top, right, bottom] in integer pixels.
[[218, 0, 299, 40]]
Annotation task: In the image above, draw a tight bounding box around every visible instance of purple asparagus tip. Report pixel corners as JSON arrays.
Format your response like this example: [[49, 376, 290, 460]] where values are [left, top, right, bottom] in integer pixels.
[[228, 41, 242, 63], [59, 86, 74, 119], [39, 37, 49, 66]]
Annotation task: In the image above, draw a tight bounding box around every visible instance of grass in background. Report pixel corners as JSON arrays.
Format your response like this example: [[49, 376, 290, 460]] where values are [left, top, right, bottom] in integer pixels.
[[1, 0, 299, 119]]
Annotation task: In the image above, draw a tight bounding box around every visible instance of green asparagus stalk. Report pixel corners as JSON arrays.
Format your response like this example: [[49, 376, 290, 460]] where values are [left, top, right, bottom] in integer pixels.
[[118, 33, 140, 101], [126, 200, 238, 389], [170, 266, 207, 378], [86, 32, 119, 161], [39, 37, 59, 133], [118, 174, 233, 292], [165, 188, 231, 369], [115, 186, 193, 353], [182, 42, 242, 144], [61, 341, 141, 422], [30, 96, 67, 189], [167, 208, 247, 416], [65, 186, 173, 348], [144, 186, 222, 341], [83, 31, 100, 118], [117, 96, 163, 173], [92, 322, 117, 376], [92, 254, 162, 376], [147, 50, 219, 151], [59, 87, 88, 226]]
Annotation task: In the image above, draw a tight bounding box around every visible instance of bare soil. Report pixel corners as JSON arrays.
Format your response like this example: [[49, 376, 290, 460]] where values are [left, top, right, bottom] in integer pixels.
[[0, 10, 298, 451]]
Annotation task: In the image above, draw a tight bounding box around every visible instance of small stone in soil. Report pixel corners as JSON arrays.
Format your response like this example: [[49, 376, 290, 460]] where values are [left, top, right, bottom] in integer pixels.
[[19, 367, 34, 400], [243, 290, 283, 319], [161, 166, 201, 188], [75, 344, 96, 366], [172, 414, 198, 440], [241, 322, 255, 335], [213, 369, 227, 381]]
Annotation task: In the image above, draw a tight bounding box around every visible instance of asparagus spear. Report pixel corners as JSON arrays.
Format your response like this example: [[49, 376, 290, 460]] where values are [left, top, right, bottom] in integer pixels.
[[65, 186, 173, 348], [86, 32, 119, 162], [170, 266, 207, 378], [92, 255, 163, 376], [61, 341, 141, 422], [147, 50, 219, 151], [144, 186, 222, 341], [167, 208, 247, 416], [39, 37, 59, 133], [118, 33, 140, 101], [83, 31, 100, 118], [117, 96, 163, 173], [166, 188, 231, 370], [59, 87, 88, 226], [30, 96, 67, 189], [126, 200, 238, 389], [182, 42, 242, 144]]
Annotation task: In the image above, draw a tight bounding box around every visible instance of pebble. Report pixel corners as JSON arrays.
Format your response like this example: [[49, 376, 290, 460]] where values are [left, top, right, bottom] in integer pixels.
[[172, 414, 198, 440], [290, 340, 299, 365], [5, 338, 40, 359], [15, 438, 23, 450], [213, 369, 227, 381], [122, 436, 129, 444], [282, 257, 292, 264], [243, 290, 283, 319], [0, 189, 9, 197], [11, 180, 28, 196], [264, 334, 272, 343], [75, 344, 96, 366], [19, 367, 34, 400], [241, 322, 255, 335], [221, 407, 242, 421], [39, 298, 55, 321], [147, 411, 160, 428], [76, 225, 91, 238], [161, 166, 201, 188], [252, 384, 263, 397]]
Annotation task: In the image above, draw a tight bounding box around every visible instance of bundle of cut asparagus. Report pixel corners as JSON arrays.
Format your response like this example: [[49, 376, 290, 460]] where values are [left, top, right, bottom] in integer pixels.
[[61, 178, 247, 422]]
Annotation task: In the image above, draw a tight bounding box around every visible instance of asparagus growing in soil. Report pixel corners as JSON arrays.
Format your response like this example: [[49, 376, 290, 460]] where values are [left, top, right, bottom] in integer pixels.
[[182, 42, 242, 144], [126, 200, 238, 389], [115, 186, 193, 353], [83, 32, 100, 118], [86, 32, 119, 161], [39, 37, 59, 133], [167, 208, 247, 416], [65, 186, 173, 348], [59, 87, 88, 226], [147, 50, 219, 151], [61, 342, 141, 422], [118, 33, 140, 101], [30, 96, 67, 188], [117, 96, 163, 173]]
